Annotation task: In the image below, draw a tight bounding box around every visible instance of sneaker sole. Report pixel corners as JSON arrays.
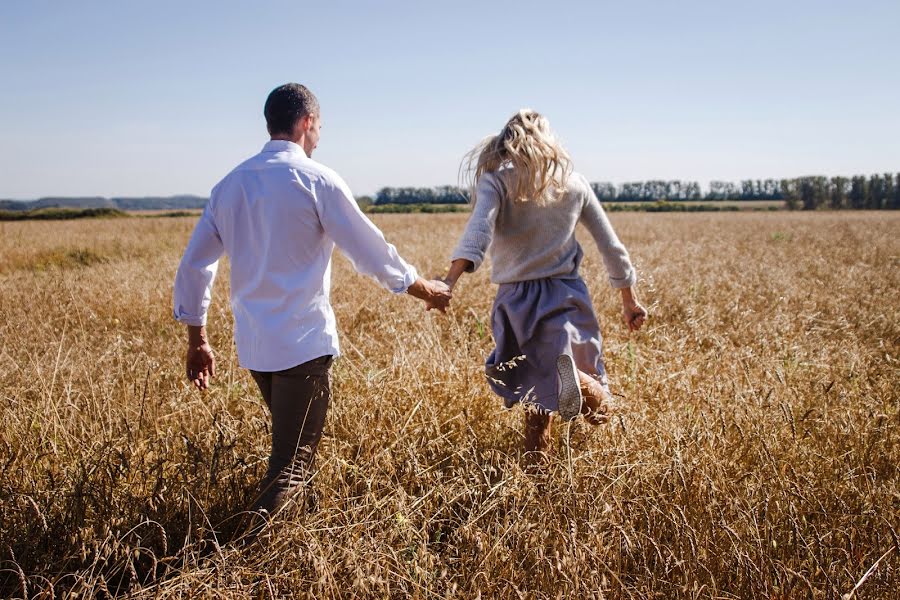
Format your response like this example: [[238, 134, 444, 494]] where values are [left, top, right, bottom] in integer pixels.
[[556, 354, 583, 421]]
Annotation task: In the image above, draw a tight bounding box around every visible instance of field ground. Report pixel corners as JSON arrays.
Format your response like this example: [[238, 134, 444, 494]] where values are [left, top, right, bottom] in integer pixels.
[[0, 212, 897, 598]]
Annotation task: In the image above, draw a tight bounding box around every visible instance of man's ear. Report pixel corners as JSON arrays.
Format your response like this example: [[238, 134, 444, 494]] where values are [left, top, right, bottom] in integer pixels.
[[290, 115, 309, 139]]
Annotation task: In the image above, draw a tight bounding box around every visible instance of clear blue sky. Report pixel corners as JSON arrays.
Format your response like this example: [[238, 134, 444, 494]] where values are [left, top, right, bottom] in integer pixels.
[[1, 0, 898, 199]]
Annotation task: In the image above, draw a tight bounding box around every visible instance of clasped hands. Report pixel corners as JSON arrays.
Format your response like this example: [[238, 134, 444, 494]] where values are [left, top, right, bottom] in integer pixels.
[[404, 259, 470, 314], [406, 277, 453, 313]]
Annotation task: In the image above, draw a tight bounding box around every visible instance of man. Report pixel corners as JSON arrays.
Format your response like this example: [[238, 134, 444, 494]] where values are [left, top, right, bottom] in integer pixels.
[[173, 83, 451, 516]]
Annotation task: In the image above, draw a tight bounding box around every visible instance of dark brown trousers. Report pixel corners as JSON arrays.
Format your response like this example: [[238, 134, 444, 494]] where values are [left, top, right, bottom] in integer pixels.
[[249, 355, 332, 514]]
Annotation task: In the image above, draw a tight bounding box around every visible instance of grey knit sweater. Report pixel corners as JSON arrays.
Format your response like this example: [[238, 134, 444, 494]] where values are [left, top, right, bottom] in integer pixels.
[[451, 170, 637, 288]]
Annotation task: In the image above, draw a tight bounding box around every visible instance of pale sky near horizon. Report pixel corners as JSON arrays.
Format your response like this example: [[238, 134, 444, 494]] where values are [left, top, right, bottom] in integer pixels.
[[1, 0, 898, 200]]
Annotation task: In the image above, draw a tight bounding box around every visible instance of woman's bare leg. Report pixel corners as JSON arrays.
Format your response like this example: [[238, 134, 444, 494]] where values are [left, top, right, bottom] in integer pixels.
[[577, 370, 617, 424], [523, 409, 553, 464]]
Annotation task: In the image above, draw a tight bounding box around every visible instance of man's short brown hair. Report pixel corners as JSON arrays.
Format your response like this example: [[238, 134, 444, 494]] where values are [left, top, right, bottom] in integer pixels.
[[264, 83, 319, 136]]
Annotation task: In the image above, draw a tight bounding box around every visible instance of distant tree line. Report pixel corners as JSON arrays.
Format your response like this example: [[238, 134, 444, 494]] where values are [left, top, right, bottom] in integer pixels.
[[592, 180, 705, 201], [366, 172, 897, 210], [780, 174, 900, 210], [593, 173, 899, 208], [372, 186, 469, 205]]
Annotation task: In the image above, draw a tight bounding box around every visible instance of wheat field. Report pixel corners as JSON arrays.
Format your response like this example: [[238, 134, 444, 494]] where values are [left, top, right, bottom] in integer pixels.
[[0, 212, 897, 599]]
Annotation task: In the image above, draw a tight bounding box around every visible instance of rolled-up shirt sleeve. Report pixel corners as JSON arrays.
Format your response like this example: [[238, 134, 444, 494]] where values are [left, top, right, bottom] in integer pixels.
[[578, 175, 637, 289], [450, 174, 500, 272], [317, 175, 418, 293], [173, 205, 224, 325]]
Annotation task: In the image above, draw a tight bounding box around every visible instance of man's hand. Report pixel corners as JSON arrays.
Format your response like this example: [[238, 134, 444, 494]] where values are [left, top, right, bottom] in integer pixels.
[[620, 287, 648, 331], [407, 277, 452, 313], [186, 325, 216, 390]]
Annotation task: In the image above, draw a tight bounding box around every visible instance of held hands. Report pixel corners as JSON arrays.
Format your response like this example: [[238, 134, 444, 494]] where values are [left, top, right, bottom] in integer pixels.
[[414, 259, 474, 312], [407, 277, 452, 313], [425, 279, 452, 312]]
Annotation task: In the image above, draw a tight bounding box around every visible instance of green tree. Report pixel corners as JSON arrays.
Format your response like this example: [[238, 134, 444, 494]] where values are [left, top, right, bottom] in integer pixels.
[[686, 182, 702, 200], [868, 174, 885, 209], [781, 179, 798, 210], [799, 178, 818, 210], [813, 177, 829, 209], [830, 177, 848, 209], [617, 183, 642, 202], [893, 174, 900, 209], [590, 182, 617, 201], [849, 176, 867, 209], [882, 174, 895, 210], [740, 180, 754, 199], [375, 187, 396, 205]]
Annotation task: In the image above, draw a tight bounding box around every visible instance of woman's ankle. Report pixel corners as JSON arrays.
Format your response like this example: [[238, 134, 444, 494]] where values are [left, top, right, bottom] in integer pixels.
[[523, 410, 552, 453]]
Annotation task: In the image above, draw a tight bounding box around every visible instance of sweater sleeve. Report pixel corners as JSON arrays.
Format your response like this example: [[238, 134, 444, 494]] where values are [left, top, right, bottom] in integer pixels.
[[578, 175, 637, 289], [450, 174, 501, 272]]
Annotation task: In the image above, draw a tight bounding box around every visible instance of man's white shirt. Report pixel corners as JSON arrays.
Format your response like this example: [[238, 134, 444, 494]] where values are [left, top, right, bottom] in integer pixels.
[[173, 140, 418, 371]]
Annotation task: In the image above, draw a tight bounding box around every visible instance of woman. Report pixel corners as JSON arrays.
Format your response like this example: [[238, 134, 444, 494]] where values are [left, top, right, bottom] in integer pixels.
[[443, 109, 647, 459]]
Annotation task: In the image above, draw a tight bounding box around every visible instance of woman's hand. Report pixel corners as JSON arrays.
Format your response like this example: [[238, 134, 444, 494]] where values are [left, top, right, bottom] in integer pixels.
[[619, 287, 648, 331], [622, 300, 648, 331], [443, 259, 474, 291]]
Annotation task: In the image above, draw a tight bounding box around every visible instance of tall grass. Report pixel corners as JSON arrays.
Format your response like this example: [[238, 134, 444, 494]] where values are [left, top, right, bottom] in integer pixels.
[[0, 213, 897, 598]]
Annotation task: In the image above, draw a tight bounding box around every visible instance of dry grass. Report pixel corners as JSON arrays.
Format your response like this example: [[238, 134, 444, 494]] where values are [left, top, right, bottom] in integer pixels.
[[0, 212, 897, 599]]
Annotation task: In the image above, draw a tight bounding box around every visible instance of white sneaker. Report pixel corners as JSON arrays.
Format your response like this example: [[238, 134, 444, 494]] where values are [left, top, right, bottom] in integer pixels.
[[556, 354, 583, 421]]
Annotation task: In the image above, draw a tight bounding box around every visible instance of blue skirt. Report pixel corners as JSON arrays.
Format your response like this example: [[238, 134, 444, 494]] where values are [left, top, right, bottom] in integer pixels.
[[485, 277, 609, 413]]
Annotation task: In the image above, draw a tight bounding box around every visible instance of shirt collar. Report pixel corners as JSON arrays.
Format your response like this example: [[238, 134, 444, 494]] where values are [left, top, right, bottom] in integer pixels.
[[262, 140, 305, 154]]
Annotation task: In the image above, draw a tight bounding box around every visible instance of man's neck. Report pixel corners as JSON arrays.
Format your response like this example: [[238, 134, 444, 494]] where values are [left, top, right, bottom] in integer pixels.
[[270, 135, 309, 157], [270, 134, 301, 143]]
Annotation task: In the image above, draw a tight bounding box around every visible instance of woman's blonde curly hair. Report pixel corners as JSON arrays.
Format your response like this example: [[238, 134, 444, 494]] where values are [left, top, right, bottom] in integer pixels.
[[462, 109, 572, 206]]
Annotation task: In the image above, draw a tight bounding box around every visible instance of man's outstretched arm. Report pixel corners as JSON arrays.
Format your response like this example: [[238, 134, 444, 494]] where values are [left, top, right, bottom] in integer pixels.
[[317, 175, 451, 311], [173, 205, 224, 389]]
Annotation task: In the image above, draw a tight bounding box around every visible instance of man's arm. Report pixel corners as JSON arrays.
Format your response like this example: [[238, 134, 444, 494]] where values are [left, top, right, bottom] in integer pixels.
[[173, 205, 224, 389], [317, 174, 450, 311]]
